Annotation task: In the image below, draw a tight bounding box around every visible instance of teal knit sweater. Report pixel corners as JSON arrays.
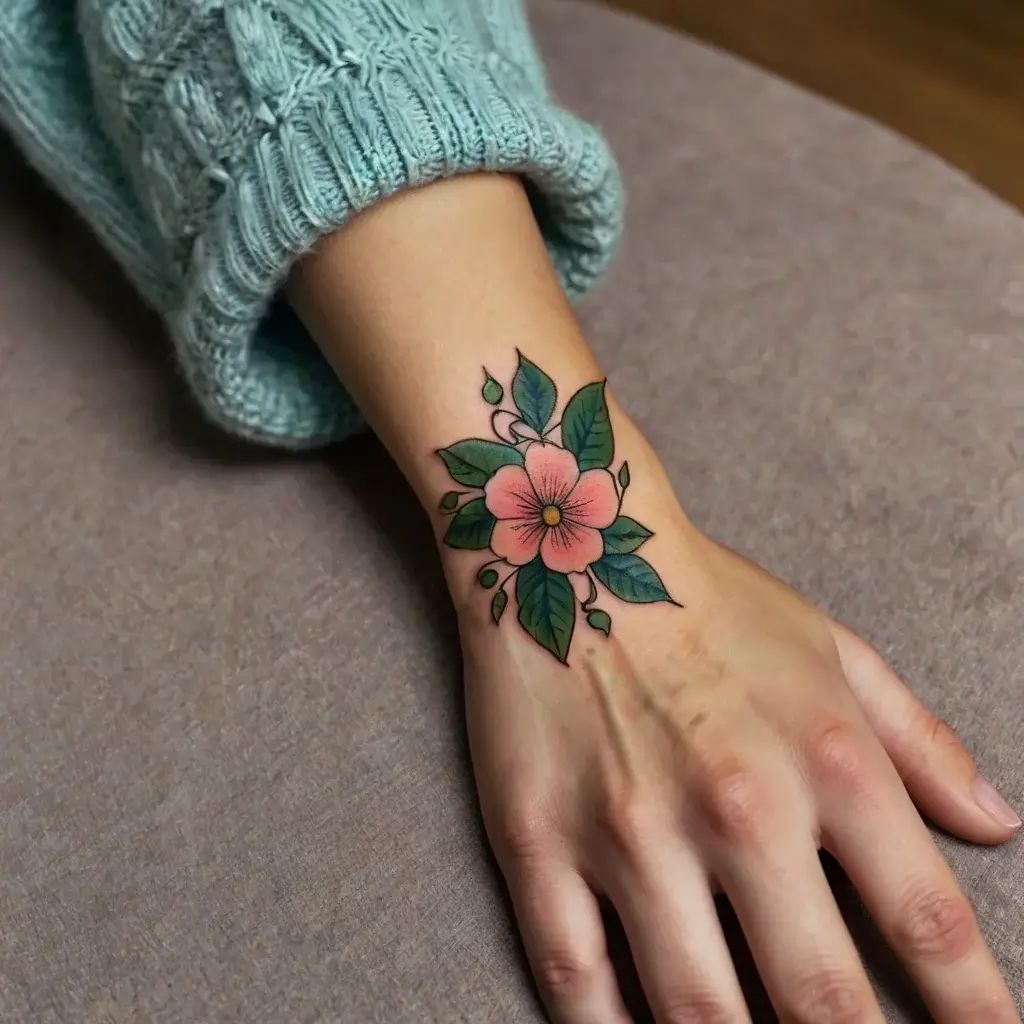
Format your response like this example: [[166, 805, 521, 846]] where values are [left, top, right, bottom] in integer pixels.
[[0, 0, 622, 447]]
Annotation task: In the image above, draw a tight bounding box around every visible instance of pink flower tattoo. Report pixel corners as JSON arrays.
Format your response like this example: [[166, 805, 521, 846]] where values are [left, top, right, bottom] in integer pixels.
[[486, 444, 617, 574], [436, 353, 677, 663]]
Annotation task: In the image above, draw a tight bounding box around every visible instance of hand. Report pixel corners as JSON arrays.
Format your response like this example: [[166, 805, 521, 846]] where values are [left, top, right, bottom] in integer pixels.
[[459, 527, 1021, 1023], [291, 172, 1019, 1021]]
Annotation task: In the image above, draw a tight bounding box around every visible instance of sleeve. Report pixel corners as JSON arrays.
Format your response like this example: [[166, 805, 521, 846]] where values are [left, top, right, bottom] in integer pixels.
[[1, 0, 623, 448]]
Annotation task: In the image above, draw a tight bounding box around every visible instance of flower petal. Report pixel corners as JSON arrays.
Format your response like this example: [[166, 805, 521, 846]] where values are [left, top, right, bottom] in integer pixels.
[[491, 518, 545, 565], [562, 469, 618, 528], [525, 443, 580, 506], [540, 523, 604, 574], [484, 464, 538, 520]]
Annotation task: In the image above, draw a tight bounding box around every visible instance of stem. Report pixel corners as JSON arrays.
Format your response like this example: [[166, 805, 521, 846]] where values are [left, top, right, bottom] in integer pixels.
[[498, 565, 522, 597], [580, 568, 599, 612], [490, 407, 514, 443], [490, 408, 538, 450]]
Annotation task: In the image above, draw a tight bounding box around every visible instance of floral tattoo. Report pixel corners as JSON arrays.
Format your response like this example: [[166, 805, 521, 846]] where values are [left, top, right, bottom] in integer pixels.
[[436, 352, 677, 664]]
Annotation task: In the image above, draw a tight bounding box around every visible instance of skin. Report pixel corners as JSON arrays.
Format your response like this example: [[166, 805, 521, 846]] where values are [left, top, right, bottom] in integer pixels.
[[291, 172, 1021, 1023]]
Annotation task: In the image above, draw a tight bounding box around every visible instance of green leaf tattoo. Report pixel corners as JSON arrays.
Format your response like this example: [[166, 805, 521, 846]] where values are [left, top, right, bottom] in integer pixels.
[[442, 497, 496, 550], [516, 558, 576, 663], [592, 553, 673, 604], [435, 355, 677, 664], [512, 351, 557, 435], [437, 439, 523, 487], [482, 370, 504, 405], [602, 515, 653, 554], [561, 380, 613, 469]]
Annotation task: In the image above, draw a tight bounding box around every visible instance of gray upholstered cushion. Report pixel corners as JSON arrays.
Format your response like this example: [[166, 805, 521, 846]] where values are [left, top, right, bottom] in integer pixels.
[[1, 2, 1020, 1020]]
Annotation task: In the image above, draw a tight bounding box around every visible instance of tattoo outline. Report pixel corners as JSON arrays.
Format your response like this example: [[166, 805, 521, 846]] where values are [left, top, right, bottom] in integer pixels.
[[437, 352, 677, 663]]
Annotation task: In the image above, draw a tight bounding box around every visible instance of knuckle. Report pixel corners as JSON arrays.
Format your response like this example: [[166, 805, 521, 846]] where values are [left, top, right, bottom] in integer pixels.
[[694, 756, 770, 845], [593, 788, 657, 858], [532, 950, 593, 1002], [656, 988, 735, 1024], [918, 707, 962, 754], [787, 972, 870, 1023], [956, 997, 1021, 1024], [804, 720, 873, 798], [494, 810, 553, 869], [895, 884, 978, 964]]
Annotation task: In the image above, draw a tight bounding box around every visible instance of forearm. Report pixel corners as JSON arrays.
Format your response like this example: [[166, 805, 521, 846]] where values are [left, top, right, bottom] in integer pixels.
[[290, 173, 690, 585]]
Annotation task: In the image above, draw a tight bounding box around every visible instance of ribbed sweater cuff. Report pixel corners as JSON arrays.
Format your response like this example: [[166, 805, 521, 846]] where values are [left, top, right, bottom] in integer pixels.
[[101, 4, 624, 448]]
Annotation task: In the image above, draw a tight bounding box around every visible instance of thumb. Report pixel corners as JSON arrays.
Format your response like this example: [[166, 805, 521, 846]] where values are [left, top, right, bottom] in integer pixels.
[[829, 620, 1020, 845]]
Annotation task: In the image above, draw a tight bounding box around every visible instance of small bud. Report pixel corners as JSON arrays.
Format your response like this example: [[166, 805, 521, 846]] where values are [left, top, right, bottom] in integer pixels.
[[482, 372, 504, 406], [478, 567, 499, 589], [586, 609, 612, 637], [439, 491, 460, 512], [618, 462, 630, 490], [491, 589, 508, 623]]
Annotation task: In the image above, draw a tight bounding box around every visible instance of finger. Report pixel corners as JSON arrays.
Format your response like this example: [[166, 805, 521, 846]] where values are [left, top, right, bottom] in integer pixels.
[[814, 720, 1020, 1023], [502, 840, 632, 1024], [694, 757, 884, 1024], [830, 620, 1021, 843], [596, 824, 752, 1024]]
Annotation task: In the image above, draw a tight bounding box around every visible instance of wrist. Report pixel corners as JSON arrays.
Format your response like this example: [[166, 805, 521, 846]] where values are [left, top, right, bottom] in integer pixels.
[[290, 172, 703, 663], [434, 381, 702, 649]]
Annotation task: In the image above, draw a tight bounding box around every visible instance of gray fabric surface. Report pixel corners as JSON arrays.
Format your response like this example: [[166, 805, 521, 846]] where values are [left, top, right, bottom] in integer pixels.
[[1, 1, 1021, 1020]]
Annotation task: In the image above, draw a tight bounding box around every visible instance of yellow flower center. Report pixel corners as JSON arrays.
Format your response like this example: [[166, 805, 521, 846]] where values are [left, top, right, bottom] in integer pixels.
[[541, 504, 562, 527]]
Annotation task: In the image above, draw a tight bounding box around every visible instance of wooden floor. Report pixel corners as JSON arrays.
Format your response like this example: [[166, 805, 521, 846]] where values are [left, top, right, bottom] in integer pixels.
[[607, 0, 1024, 210]]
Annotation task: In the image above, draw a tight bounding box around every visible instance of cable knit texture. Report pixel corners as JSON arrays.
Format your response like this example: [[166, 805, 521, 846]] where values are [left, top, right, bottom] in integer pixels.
[[0, 0, 623, 447]]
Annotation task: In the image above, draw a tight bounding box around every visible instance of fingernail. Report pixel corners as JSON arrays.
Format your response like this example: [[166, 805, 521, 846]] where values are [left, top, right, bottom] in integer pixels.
[[972, 775, 1022, 828]]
